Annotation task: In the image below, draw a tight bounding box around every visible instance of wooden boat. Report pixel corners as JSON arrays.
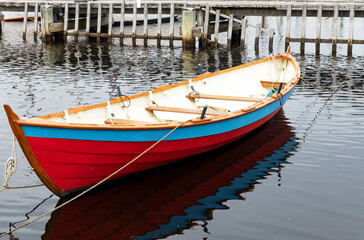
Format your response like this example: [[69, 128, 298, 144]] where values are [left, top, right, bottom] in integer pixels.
[[42, 111, 296, 239], [3, 12, 38, 21], [4, 48, 300, 197]]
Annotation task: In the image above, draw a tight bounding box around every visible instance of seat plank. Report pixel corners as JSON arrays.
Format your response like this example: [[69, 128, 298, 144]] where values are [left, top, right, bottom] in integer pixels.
[[145, 106, 226, 116], [260, 80, 287, 88], [186, 93, 263, 102], [104, 118, 152, 125]]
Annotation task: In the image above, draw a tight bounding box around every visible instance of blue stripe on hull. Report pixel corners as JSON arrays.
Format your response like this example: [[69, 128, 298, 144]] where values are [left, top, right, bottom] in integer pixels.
[[22, 89, 294, 142]]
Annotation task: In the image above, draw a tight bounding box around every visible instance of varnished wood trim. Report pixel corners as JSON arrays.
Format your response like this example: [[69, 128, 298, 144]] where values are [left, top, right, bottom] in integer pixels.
[[3, 105, 63, 196], [187, 93, 264, 102], [145, 106, 227, 116], [104, 118, 153, 125], [260, 81, 288, 88]]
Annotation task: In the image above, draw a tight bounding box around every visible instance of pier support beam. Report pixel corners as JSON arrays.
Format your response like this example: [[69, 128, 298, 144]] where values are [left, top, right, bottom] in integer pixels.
[[182, 9, 196, 50]]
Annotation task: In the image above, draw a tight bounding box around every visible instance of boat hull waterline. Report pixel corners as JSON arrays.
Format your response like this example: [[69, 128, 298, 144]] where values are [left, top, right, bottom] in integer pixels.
[[4, 50, 300, 196]]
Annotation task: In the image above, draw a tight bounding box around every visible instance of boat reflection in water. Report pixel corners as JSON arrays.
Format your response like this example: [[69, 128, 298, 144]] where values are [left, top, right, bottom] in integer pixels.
[[42, 110, 297, 240]]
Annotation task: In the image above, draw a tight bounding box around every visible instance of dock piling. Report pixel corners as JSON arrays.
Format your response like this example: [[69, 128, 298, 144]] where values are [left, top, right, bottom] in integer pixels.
[[74, 2, 80, 42], [143, 3, 148, 46], [300, 4, 307, 54], [332, 4, 339, 56], [227, 14, 234, 48], [240, 18, 247, 49], [255, 23, 261, 52], [108, 3, 113, 44], [202, 4, 209, 48], [157, 3, 162, 47], [169, 3, 175, 47], [285, 4, 291, 50], [0, 12, 3, 35], [132, 3, 137, 46], [120, 1, 125, 46], [63, 3, 68, 42], [213, 9, 220, 48], [269, 28, 274, 53], [22, 2, 29, 40], [97, 3, 102, 42], [33, 2, 39, 40], [41, 5, 54, 43], [182, 8, 196, 50], [315, 5, 322, 56], [348, 5, 355, 57], [86, 2, 91, 42]]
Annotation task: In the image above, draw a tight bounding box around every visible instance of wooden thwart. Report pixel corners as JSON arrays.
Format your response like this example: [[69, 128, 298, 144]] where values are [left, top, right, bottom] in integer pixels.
[[260, 80, 287, 88], [186, 93, 263, 102], [104, 118, 152, 125], [146, 106, 226, 116]]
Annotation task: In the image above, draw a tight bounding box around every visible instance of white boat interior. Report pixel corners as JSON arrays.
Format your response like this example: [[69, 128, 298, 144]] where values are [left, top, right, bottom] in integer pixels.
[[43, 57, 296, 125]]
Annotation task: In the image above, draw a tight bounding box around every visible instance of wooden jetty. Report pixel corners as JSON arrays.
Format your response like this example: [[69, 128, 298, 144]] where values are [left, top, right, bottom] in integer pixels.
[[0, 1, 364, 56]]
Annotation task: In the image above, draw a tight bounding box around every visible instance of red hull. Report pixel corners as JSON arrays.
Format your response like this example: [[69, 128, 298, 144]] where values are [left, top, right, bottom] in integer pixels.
[[26, 108, 281, 192]]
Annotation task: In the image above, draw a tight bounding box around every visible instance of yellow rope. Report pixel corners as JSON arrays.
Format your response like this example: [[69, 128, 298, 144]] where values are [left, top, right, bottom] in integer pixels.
[[0, 119, 190, 238]]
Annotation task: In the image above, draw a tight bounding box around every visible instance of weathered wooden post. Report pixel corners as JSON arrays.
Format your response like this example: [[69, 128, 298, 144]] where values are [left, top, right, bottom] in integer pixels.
[[213, 9, 221, 48], [285, 4, 292, 50], [108, 3, 113, 44], [63, 3, 69, 42], [75, 2, 80, 42], [181, 8, 196, 50], [22, 2, 29, 40], [240, 18, 247, 49], [132, 3, 137, 46], [227, 14, 234, 48], [300, 4, 307, 54], [169, 3, 175, 47], [85, 2, 91, 42], [255, 23, 261, 52], [332, 5, 339, 56], [269, 28, 274, 53], [315, 5, 322, 56], [33, 2, 39, 41], [348, 5, 355, 57], [143, 3, 148, 46], [157, 3, 162, 47], [41, 5, 54, 43], [202, 4, 209, 48], [97, 3, 102, 43], [0, 12, 4, 35], [120, 1, 125, 46]]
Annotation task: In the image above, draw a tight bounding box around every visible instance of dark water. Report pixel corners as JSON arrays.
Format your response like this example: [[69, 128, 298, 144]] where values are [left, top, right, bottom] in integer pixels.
[[0, 18, 364, 240]]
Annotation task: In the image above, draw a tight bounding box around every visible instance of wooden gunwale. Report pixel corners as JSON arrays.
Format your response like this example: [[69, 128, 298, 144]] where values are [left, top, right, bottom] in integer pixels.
[[15, 53, 300, 131], [3, 105, 63, 195]]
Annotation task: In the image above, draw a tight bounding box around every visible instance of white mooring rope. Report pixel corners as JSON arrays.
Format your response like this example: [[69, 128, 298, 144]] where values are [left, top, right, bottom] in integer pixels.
[[0, 136, 17, 193]]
